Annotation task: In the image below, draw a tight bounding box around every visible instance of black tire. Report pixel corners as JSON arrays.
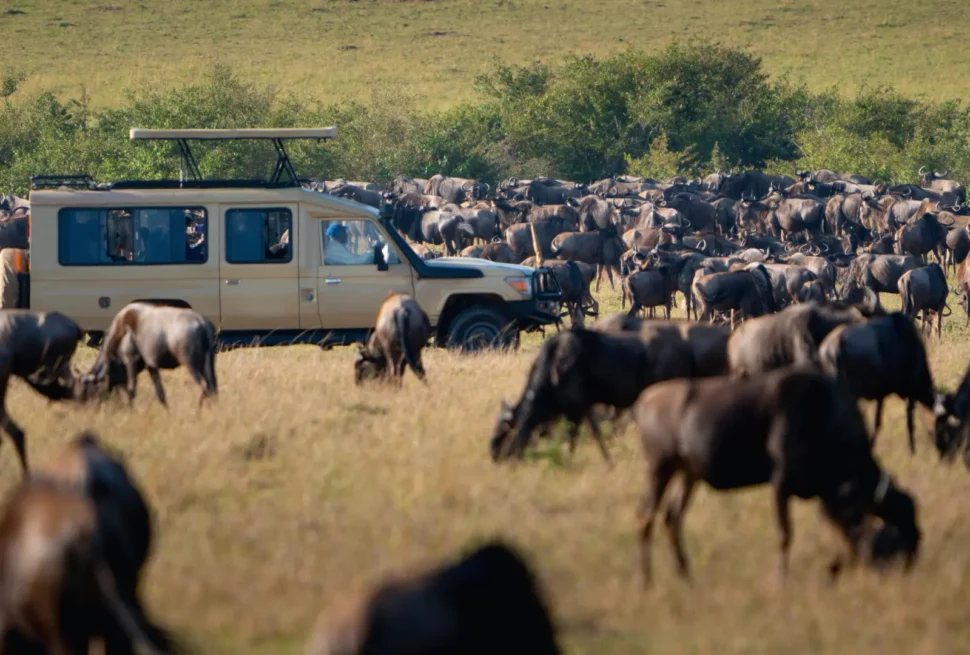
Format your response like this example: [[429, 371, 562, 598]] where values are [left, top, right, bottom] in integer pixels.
[[444, 306, 518, 353]]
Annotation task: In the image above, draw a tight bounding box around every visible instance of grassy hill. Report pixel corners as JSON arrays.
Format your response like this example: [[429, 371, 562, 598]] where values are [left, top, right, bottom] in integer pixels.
[[4, 0, 970, 107]]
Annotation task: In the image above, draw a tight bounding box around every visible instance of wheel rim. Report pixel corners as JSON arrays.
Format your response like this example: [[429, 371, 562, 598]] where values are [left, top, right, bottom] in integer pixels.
[[461, 320, 502, 351]]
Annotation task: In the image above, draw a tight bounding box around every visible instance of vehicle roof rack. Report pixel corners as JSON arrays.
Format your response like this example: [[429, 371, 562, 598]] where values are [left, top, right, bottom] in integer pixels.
[[128, 126, 338, 188], [31, 174, 96, 190]]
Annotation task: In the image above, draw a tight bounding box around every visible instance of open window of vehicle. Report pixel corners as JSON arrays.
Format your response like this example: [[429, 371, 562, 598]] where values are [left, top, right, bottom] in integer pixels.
[[57, 207, 208, 266], [225, 208, 292, 263]]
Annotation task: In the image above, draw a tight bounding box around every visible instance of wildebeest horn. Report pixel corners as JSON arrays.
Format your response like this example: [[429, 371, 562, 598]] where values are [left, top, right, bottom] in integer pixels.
[[716, 169, 722, 176], [940, 213, 956, 226], [939, 170, 949, 178], [902, 187, 911, 197], [483, 183, 491, 193], [697, 239, 707, 251], [681, 218, 691, 228], [491, 235, 503, 243], [919, 166, 927, 176]]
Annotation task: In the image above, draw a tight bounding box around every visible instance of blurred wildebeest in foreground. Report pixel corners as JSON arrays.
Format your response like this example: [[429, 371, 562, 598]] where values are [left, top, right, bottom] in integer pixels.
[[0, 309, 83, 473], [633, 365, 920, 586], [0, 432, 181, 653], [306, 540, 560, 655]]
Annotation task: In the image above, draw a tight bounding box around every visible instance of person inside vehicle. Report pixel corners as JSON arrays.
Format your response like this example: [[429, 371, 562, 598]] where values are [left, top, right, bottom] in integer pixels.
[[325, 222, 377, 265]]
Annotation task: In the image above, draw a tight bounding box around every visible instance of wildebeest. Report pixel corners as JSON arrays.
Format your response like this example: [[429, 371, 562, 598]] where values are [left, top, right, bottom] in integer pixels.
[[818, 313, 935, 453], [691, 264, 775, 328], [79, 302, 218, 408], [894, 205, 951, 263], [425, 174, 488, 204], [919, 167, 965, 205], [932, 359, 970, 465], [0, 432, 180, 654], [840, 253, 922, 300], [622, 267, 675, 319], [633, 365, 920, 585], [506, 216, 573, 260], [0, 310, 84, 473], [355, 292, 433, 386], [550, 227, 626, 291], [306, 540, 560, 655], [489, 328, 657, 465], [718, 170, 796, 200], [898, 263, 950, 340], [727, 302, 870, 377]]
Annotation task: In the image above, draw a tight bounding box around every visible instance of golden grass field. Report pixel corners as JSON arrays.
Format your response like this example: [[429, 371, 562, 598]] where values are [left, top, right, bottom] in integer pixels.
[[3, 0, 970, 107], [1, 286, 969, 654]]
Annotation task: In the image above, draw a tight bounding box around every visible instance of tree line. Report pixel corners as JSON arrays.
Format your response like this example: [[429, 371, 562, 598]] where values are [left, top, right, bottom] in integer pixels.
[[3, 41, 970, 195]]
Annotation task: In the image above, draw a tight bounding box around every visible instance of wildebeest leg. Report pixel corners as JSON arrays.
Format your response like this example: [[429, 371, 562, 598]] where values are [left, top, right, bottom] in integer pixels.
[[147, 367, 168, 408], [664, 474, 697, 580], [906, 398, 916, 454], [595, 265, 603, 293], [125, 358, 139, 407], [586, 415, 613, 468], [566, 421, 579, 457], [638, 460, 677, 588], [773, 481, 793, 582], [871, 399, 884, 447]]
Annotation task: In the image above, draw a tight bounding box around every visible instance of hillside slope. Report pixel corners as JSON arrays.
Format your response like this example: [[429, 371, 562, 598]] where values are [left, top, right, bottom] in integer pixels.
[[4, 0, 970, 107]]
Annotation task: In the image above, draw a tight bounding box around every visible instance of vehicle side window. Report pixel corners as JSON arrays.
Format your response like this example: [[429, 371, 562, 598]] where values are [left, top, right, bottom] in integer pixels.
[[58, 207, 207, 265], [322, 219, 399, 266], [226, 208, 292, 263]]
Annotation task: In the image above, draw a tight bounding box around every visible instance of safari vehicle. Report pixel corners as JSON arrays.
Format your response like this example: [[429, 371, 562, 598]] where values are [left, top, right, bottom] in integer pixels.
[[23, 128, 562, 350]]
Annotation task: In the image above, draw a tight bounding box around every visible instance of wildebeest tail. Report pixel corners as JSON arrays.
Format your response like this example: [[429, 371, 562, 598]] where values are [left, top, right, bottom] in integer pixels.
[[201, 320, 218, 394], [396, 308, 426, 382], [93, 553, 181, 654]]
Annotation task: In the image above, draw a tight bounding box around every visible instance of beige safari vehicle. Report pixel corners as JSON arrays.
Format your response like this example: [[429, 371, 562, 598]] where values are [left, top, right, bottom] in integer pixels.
[[21, 128, 562, 350]]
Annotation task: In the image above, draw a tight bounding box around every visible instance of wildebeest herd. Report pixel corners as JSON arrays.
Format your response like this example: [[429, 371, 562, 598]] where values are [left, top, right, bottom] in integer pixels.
[[5, 165, 970, 652]]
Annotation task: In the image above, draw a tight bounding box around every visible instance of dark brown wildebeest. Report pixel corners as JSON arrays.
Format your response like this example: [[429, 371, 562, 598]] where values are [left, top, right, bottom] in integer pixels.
[[894, 205, 952, 263], [0, 310, 84, 473], [727, 302, 871, 377], [839, 253, 922, 300], [505, 216, 573, 260], [919, 167, 965, 205], [0, 432, 180, 654], [80, 301, 218, 408], [622, 267, 675, 319], [691, 264, 775, 328], [932, 359, 970, 465], [633, 365, 920, 586], [943, 220, 970, 275], [306, 540, 560, 655], [717, 170, 796, 200], [489, 328, 658, 466], [818, 313, 936, 453], [898, 263, 950, 340], [797, 279, 827, 303], [550, 227, 626, 291], [355, 292, 433, 386], [424, 174, 488, 204], [957, 256, 970, 326]]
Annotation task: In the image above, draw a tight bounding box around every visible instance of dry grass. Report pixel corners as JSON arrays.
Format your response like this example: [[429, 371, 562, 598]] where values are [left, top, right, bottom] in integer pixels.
[[4, 0, 970, 108], [2, 284, 970, 654]]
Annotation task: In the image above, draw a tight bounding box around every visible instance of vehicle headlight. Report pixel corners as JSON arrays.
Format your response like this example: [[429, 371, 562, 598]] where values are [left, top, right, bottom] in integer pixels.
[[505, 276, 532, 297]]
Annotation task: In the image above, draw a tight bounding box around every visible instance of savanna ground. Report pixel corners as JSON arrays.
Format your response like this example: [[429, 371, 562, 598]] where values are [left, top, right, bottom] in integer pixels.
[[3, 0, 970, 108], [1, 283, 969, 654]]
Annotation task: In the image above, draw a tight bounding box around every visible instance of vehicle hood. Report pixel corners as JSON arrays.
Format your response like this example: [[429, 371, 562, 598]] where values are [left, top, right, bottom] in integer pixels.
[[425, 257, 534, 276]]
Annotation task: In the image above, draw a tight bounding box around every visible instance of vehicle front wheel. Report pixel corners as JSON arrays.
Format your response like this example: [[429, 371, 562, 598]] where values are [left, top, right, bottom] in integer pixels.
[[444, 306, 518, 353]]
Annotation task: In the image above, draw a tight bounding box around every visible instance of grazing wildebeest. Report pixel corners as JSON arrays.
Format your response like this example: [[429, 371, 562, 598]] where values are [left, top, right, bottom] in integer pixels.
[[0, 432, 180, 654], [80, 301, 218, 408], [0, 310, 84, 473], [633, 365, 920, 586], [306, 540, 560, 655], [839, 253, 922, 300], [898, 263, 950, 340], [489, 328, 657, 466], [818, 313, 935, 453], [932, 359, 970, 465], [355, 292, 433, 386], [425, 174, 488, 204]]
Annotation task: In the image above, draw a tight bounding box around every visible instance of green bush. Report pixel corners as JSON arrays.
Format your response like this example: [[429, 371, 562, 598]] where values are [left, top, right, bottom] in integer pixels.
[[4, 44, 970, 195]]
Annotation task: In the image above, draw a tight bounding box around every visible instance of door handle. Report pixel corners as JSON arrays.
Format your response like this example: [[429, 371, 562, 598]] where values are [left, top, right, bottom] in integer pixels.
[[224, 279, 240, 286], [325, 278, 342, 285]]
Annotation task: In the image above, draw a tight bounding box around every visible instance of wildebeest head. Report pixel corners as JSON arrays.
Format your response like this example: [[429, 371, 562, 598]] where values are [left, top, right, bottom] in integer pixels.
[[354, 344, 388, 386], [869, 474, 921, 568], [489, 400, 518, 462]]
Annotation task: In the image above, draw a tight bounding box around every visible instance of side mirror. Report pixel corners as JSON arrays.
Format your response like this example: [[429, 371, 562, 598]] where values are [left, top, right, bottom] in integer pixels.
[[374, 244, 388, 271]]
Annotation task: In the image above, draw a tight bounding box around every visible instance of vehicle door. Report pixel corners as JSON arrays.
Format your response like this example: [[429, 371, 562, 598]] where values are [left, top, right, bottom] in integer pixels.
[[316, 218, 414, 329], [218, 204, 299, 330]]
